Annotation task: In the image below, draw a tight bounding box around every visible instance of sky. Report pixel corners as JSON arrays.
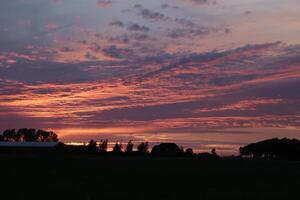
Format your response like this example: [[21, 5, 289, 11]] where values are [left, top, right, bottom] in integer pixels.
[[0, 0, 300, 154]]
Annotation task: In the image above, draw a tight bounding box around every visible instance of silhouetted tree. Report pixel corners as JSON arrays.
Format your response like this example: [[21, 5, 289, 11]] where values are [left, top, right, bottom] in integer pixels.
[[1, 128, 59, 142], [180, 146, 184, 153], [185, 148, 194, 156], [99, 139, 108, 153], [36, 129, 58, 142], [211, 148, 219, 158], [240, 138, 300, 160], [87, 140, 98, 153], [125, 141, 134, 153], [151, 143, 182, 157], [19, 128, 37, 141], [3, 129, 17, 141], [112, 142, 123, 154], [137, 142, 149, 154]]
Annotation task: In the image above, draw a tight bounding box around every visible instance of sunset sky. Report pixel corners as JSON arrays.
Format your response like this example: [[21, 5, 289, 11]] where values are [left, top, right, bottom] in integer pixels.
[[1, 0, 300, 154]]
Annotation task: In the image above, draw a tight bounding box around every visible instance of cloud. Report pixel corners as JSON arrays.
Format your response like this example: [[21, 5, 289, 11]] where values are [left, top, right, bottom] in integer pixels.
[[130, 33, 150, 41], [181, 0, 217, 6], [102, 45, 134, 59], [127, 23, 150, 32], [244, 10, 252, 15], [161, 4, 169, 9], [60, 47, 74, 52], [88, 42, 101, 52], [109, 20, 150, 33], [109, 20, 124, 27], [52, 0, 63, 5], [46, 23, 59, 30], [85, 52, 98, 60], [96, 0, 112, 8], [175, 18, 195, 27], [1, 42, 300, 153], [167, 27, 210, 39], [109, 34, 130, 44], [134, 5, 168, 22]]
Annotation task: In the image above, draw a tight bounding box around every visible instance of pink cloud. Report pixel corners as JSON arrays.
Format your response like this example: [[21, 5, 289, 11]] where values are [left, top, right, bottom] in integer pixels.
[[52, 0, 63, 5], [96, 0, 112, 8], [46, 23, 60, 30]]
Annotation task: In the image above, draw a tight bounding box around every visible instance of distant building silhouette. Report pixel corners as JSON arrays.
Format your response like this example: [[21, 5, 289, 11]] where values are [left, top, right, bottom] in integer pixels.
[[0, 142, 60, 156]]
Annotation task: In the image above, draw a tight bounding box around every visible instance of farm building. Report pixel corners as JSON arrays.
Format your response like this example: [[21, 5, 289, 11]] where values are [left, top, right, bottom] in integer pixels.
[[0, 142, 61, 156]]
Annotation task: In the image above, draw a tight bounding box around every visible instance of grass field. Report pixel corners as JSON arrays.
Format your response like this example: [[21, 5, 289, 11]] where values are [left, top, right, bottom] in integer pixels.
[[0, 156, 299, 200]]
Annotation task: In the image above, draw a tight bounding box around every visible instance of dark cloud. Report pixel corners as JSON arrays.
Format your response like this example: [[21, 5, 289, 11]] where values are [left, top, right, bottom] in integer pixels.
[[102, 45, 134, 59], [109, 20, 150, 33], [133, 4, 142, 9], [167, 27, 209, 38], [127, 23, 150, 32], [85, 52, 98, 60], [0, 61, 91, 83], [167, 25, 230, 39], [161, 4, 169, 9], [130, 33, 150, 41], [175, 18, 195, 27], [244, 10, 252, 15], [88, 43, 101, 52], [134, 5, 168, 22], [109, 34, 130, 44], [109, 20, 124, 27], [60, 47, 74, 52]]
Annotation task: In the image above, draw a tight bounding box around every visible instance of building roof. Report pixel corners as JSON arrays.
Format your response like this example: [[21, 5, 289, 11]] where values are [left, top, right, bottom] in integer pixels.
[[0, 142, 59, 148]]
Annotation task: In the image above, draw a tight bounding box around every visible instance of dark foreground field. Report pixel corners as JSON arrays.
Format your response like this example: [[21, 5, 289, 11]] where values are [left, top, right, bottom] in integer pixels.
[[0, 156, 300, 200]]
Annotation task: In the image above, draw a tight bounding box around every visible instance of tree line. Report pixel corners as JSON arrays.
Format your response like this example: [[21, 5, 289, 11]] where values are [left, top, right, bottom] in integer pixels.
[[0, 128, 58, 142], [240, 138, 300, 160], [85, 139, 219, 158], [5, 129, 300, 160], [87, 140, 151, 155], [0, 128, 220, 158]]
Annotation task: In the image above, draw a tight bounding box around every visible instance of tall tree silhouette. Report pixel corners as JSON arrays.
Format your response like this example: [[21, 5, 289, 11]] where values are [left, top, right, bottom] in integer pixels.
[[87, 140, 98, 153], [137, 142, 149, 154], [125, 141, 134, 153], [112, 142, 123, 154], [99, 139, 108, 153]]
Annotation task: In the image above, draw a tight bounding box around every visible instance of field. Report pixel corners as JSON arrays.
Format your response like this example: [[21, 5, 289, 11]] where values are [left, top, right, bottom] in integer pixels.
[[0, 156, 299, 200]]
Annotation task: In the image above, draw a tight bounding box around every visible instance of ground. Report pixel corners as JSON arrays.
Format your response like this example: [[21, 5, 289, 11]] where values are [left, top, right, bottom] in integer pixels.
[[0, 156, 299, 200]]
